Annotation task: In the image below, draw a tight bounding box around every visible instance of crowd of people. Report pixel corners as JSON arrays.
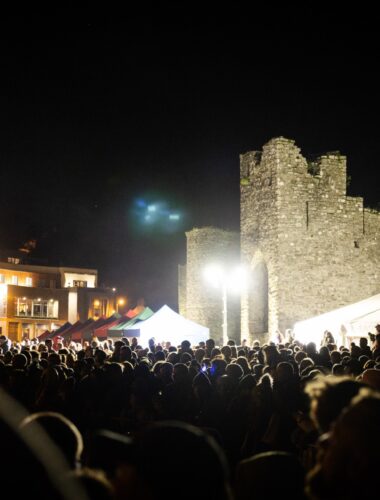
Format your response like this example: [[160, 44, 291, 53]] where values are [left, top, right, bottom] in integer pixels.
[[0, 327, 380, 499]]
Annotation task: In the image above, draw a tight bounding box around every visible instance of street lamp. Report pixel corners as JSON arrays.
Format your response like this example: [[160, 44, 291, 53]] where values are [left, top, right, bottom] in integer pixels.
[[204, 264, 247, 346], [116, 298, 125, 313]]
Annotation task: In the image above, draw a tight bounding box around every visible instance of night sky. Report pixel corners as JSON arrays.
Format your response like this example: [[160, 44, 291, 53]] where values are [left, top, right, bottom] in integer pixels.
[[1, 7, 379, 310]]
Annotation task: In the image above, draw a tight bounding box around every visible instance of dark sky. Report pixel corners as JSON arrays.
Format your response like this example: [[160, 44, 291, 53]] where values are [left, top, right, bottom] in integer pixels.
[[1, 7, 379, 309]]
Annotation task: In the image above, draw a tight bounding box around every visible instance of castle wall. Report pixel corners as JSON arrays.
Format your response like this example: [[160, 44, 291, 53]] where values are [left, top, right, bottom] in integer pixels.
[[180, 137, 380, 345], [240, 147, 280, 342], [241, 137, 380, 338], [184, 227, 240, 344]]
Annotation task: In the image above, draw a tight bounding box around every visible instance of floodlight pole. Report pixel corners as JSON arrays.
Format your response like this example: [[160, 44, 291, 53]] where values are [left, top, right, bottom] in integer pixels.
[[222, 281, 228, 346]]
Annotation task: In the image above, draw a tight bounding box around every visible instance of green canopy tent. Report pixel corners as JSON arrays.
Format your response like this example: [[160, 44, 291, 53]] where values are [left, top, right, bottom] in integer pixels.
[[107, 307, 154, 338]]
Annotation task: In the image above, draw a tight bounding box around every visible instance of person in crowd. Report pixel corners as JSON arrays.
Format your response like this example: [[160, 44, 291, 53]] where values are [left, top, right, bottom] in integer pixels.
[[73, 468, 113, 500], [0, 387, 87, 499], [305, 376, 364, 434], [306, 388, 380, 499], [20, 411, 84, 469], [0, 327, 379, 499], [236, 451, 305, 500], [0, 334, 12, 354], [321, 330, 335, 346], [116, 421, 232, 500]]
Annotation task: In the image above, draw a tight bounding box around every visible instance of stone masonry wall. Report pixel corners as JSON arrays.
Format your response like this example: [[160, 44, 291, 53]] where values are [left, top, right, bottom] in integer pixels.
[[241, 137, 380, 339], [183, 227, 240, 344], [240, 147, 280, 342], [180, 137, 380, 345]]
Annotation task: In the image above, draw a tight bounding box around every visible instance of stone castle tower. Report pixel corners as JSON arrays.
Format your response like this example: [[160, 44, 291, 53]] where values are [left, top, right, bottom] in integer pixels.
[[180, 137, 380, 344], [179, 227, 240, 344]]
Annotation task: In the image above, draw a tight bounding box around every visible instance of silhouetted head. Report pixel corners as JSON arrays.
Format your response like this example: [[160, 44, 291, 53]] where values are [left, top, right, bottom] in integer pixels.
[[226, 363, 244, 380], [180, 340, 191, 351], [85, 429, 135, 478], [134, 422, 231, 500], [305, 376, 364, 433], [236, 451, 305, 500], [206, 338, 215, 350], [1, 389, 87, 499], [21, 412, 83, 469], [307, 389, 380, 499]]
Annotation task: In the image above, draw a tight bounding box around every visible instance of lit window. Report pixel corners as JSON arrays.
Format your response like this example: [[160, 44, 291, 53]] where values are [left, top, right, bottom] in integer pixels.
[[15, 298, 59, 318], [0, 274, 4, 284], [8, 257, 20, 264], [11, 276, 18, 285], [73, 280, 87, 288], [93, 298, 107, 317], [25, 277, 33, 287], [16, 298, 30, 316]]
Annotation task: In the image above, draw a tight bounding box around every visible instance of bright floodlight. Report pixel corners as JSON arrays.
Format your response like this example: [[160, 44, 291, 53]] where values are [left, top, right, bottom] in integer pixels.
[[204, 264, 247, 346], [204, 264, 224, 288], [204, 265, 247, 291], [227, 266, 247, 293]]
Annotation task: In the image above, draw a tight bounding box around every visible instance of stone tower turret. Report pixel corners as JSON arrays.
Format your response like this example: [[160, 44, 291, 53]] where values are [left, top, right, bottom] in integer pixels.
[[180, 227, 240, 344], [240, 137, 380, 343]]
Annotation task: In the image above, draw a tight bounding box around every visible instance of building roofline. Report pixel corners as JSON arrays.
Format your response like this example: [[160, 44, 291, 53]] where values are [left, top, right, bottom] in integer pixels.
[[58, 267, 98, 274], [0, 262, 98, 275]]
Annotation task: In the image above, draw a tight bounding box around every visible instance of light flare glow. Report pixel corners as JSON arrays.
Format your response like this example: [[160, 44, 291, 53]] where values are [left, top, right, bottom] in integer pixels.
[[204, 264, 247, 293]]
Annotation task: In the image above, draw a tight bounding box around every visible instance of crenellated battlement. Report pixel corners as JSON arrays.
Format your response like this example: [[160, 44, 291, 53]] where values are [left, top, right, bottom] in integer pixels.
[[241, 137, 349, 202]]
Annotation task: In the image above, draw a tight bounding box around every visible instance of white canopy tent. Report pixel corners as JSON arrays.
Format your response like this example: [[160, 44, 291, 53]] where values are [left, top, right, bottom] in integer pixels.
[[124, 304, 209, 347], [293, 293, 380, 347]]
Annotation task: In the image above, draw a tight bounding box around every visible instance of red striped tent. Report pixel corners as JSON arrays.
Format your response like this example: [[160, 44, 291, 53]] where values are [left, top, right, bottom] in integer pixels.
[[126, 305, 145, 319]]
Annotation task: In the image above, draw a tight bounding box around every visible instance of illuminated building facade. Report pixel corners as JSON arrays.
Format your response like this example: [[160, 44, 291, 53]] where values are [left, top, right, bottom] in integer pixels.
[[0, 261, 115, 341]]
